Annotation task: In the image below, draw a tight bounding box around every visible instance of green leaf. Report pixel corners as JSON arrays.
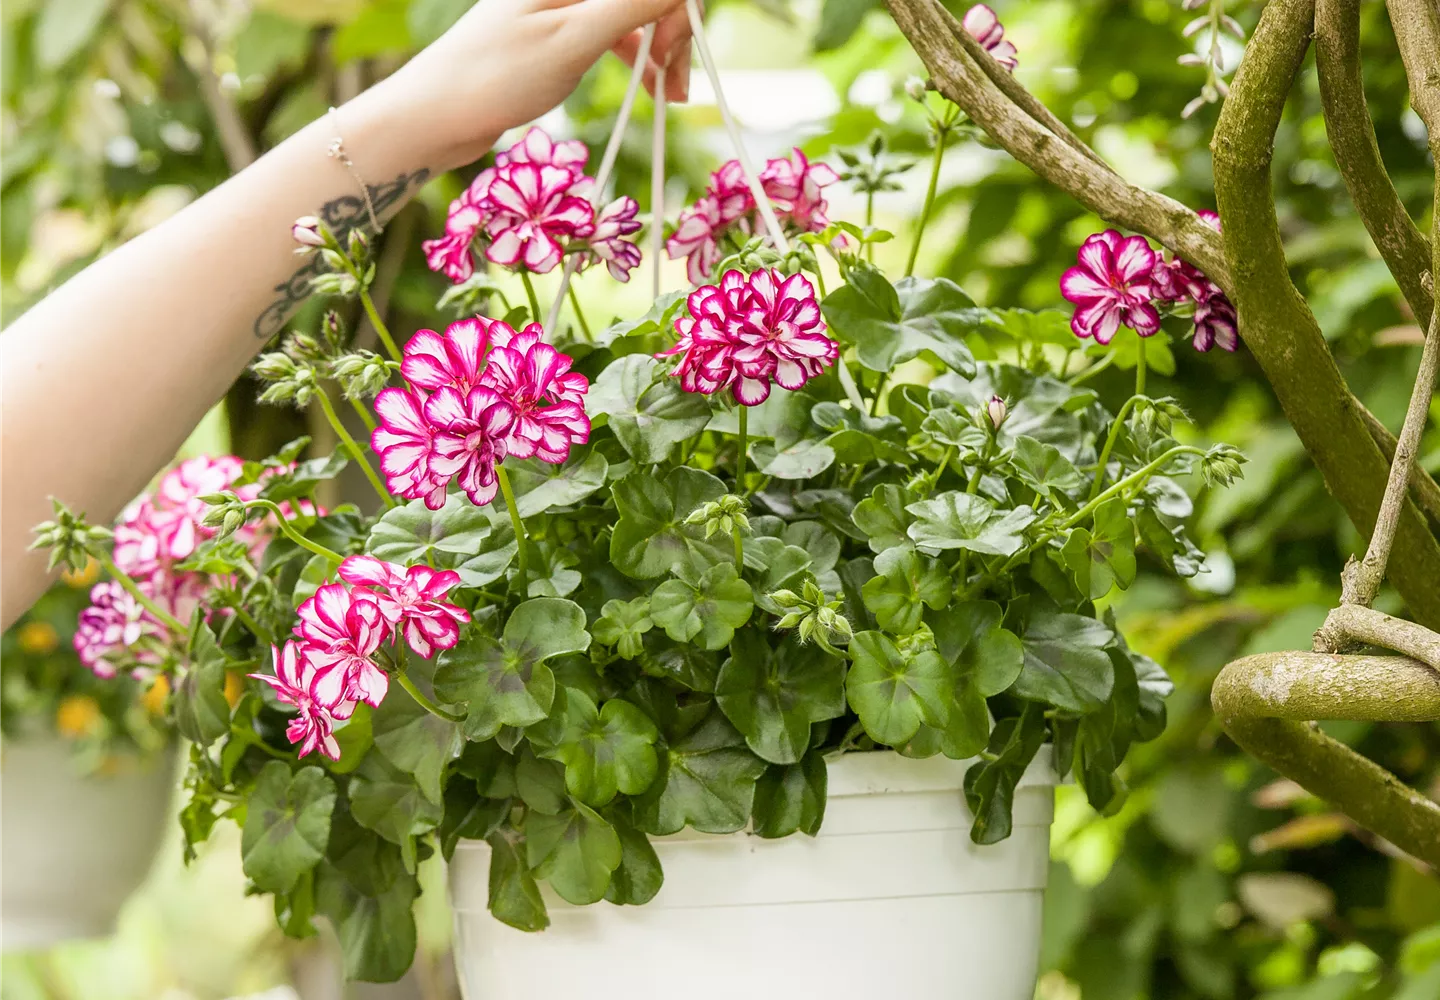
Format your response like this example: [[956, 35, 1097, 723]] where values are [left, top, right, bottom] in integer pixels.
[[537, 689, 660, 807], [527, 803, 623, 905], [650, 563, 755, 650], [610, 467, 728, 578], [928, 600, 1024, 696], [846, 631, 951, 745], [175, 623, 232, 747], [348, 753, 443, 872], [368, 493, 513, 587], [752, 753, 828, 838], [604, 817, 664, 905], [851, 484, 914, 553], [822, 266, 992, 374], [433, 599, 590, 736], [592, 597, 653, 659], [634, 710, 768, 835], [861, 547, 951, 633], [438, 780, 509, 860], [241, 763, 336, 893], [505, 451, 609, 518], [332, 0, 412, 64], [35, 0, 111, 70], [813, 0, 879, 50], [487, 832, 549, 931], [371, 686, 461, 806], [921, 408, 989, 451], [906, 492, 1037, 556], [992, 308, 1080, 349], [1014, 611, 1116, 712], [1010, 435, 1085, 498], [258, 452, 349, 504], [963, 705, 1047, 844], [407, 0, 472, 45], [750, 438, 837, 480], [1061, 497, 1137, 598], [315, 860, 419, 983], [587, 354, 712, 463], [515, 749, 570, 815], [233, 10, 311, 82], [715, 632, 846, 765]]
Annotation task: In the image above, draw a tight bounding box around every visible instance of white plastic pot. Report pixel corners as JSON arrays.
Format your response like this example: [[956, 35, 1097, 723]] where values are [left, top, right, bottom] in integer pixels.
[[1, 735, 176, 950], [450, 749, 1057, 999]]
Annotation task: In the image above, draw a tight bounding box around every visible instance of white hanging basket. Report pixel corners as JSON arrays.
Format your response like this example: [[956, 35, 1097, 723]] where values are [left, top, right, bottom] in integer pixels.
[[1, 735, 176, 950], [449, 750, 1057, 999]]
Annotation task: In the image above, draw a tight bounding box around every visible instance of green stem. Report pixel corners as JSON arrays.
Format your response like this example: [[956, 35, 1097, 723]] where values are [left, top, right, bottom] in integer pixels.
[[732, 525, 745, 573], [813, 264, 827, 298], [869, 369, 890, 416], [359, 287, 403, 365], [233, 607, 274, 647], [395, 670, 465, 724], [966, 439, 995, 495], [496, 465, 530, 590], [736, 406, 749, 491], [245, 500, 344, 564], [906, 129, 947, 278], [1065, 446, 1205, 529], [1087, 396, 1140, 502], [568, 284, 593, 341], [316, 389, 394, 507], [520, 270, 542, 325], [866, 190, 875, 264], [1135, 341, 1147, 397], [348, 395, 378, 434], [1066, 352, 1115, 386], [99, 554, 187, 634], [931, 446, 956, 489]]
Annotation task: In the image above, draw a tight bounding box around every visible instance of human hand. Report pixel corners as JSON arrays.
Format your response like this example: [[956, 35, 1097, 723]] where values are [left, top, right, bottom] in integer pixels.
[[368, 0, 694, 173]]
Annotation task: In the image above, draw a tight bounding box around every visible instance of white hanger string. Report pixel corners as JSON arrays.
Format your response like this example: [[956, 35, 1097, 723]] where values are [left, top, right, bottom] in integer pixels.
[[544, 23, 656, 334], [651, 60, 668, 299]]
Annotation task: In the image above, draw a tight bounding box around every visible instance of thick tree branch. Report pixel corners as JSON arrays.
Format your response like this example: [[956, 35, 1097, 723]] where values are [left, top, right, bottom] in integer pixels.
[[1212, 0, 1440, 631], [934, 5, 1117, 176], [1315, 0, 1433, 325], [885, 0, 1230, 286], [1385, 0, 1440, 151], [1360, 403, 1440, 530], [1314, 604, 1440, 666]]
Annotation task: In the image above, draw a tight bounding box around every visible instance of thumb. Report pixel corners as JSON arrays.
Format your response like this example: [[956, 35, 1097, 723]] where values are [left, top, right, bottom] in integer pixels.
[[578, 0, 688, 47]]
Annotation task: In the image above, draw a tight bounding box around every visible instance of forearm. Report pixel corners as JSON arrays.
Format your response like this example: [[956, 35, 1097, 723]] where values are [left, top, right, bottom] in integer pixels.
[[0, 83, 487, 627]]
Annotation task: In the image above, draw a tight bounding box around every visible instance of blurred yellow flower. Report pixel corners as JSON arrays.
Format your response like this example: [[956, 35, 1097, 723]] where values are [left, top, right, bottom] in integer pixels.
[[55, 695, 102, 738], [224, 670, 245, 707], [17, 621, 59, 654], [61, 558, 100, 588], [142, 674, 171, 716]]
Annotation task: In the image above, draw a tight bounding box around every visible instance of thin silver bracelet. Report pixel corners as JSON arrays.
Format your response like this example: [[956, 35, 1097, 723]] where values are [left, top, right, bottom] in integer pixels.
[[326, 106, 381, 234]]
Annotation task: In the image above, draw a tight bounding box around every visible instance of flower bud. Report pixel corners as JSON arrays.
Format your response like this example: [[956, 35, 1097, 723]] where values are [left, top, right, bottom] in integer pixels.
[[904, 76, 928, 102], [684, 494, 751, 539], [285, 331, 327, 363], [322, 311, 346, 350], [292, 216, 325, 249], [30, 500, 113, 573], [347, 227, 369, 260], [986, 395, 1008, 431], [310, 271, 357, 296], [331, 350, 391, 400], [251, 351, 298, 382]]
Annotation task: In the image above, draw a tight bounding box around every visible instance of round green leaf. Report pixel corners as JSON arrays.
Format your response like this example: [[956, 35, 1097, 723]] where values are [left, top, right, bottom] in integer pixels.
[[846, 631, 951, 745], [716, 632, 846, 765], [241, 762, 336, 894]]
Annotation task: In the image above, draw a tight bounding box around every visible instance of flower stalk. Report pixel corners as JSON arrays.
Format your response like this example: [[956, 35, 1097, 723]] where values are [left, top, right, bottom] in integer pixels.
[[395, 667, 465, 724], [98, 553, 188, 634], [496, 465, 531, 590], [244, 499, 345, 564], [520, 270, 542, 326], [315, 388, 394, 507]]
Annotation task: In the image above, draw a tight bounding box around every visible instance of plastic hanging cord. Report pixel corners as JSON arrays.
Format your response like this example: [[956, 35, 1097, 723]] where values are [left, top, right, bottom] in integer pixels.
[[684, 0, 789, 253], [651, 62, 668, 299], [544, 23, 656, 334]]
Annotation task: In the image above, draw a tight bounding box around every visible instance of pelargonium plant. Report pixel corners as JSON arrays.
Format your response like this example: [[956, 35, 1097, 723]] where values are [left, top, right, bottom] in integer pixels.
[[34, 122, 1243, 982]]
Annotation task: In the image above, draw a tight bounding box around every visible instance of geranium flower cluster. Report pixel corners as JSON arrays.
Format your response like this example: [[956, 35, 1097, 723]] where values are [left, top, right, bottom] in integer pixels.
[[422, 127, 643, 284], [1060, 213, 1237, 353], [661, 268, 839, 406], [251, 556, 469, 759], [372, 317, 590, 509], [666, 151, 840, 285], [75, 456, 250, 677]]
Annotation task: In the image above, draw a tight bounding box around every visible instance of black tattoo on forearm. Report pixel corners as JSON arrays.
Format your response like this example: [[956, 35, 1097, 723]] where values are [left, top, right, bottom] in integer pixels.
[[253, 168, 431, 339]]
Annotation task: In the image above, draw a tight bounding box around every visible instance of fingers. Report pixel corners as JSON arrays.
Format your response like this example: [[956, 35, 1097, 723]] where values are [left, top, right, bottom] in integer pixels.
[[610, 5, 694, 102], [582, 0, 687, 45]]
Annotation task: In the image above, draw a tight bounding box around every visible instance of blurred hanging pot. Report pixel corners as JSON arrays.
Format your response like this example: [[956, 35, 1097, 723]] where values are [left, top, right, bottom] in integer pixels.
[[1, 735, 176, 949], [449, 751, 1058, 1000]]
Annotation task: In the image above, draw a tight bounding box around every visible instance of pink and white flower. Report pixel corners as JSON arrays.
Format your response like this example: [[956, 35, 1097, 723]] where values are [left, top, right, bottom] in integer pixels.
[[1060, 231, 1160, 344], [338, 555, 470, 659], [496, 127, 589, 175], [963, 4, 1018, 71], [666, 196, 728, 286], [401, 318, 491, 394], [372, 388, 448, 509], [760, 150, 840, 232], [426, 385, 515, 507], [585, 197, 643, 282], [73, 581, 166, 678], [250, 641, 354, 760], [662, 268, 838, 406], [483, 324, 591, 463], [295, 584, 391, 710], [1146, 210, 1239, 353], [1192, 291, 1239, 353], [485, 163, 596, 274]]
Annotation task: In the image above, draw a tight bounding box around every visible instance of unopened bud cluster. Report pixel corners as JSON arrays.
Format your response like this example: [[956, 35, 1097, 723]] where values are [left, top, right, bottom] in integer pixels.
[[31, 500, 112, 572], [331, 349, 390, 400], [985, 395, 1008, 431], [685, 494, 750, 540], [1134, 396, 1188, 437], [254, 352, 319, 407], [199, 492, 250, 540], [1199, 444, 1246, 488], [770, 578, 853, 651]]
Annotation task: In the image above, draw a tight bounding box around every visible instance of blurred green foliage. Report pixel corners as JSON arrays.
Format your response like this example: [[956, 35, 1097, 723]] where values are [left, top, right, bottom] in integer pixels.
[[2, 0, 1437, 998]]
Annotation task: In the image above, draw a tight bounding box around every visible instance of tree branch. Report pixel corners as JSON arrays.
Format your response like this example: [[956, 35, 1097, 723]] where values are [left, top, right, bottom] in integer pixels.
[[884, 0, 1230, 286], [1315, 0, 1433, 326], [1212, 0, 1440, 631], [1314, 603, 1440, 666], [1359, 402, 1440, 531]]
